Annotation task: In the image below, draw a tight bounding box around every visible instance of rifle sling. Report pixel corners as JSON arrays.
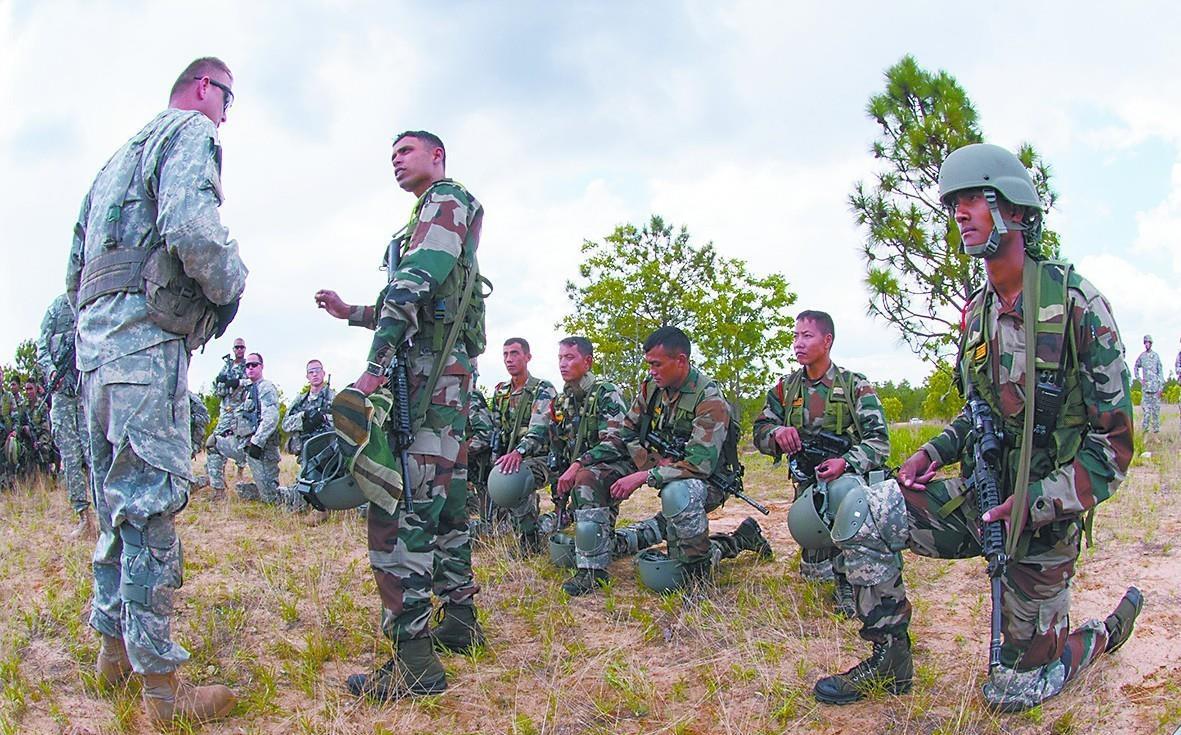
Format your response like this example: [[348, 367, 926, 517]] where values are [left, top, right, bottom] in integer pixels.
[[412, 248, 480, 428], [1005, 254, 1039, 560]]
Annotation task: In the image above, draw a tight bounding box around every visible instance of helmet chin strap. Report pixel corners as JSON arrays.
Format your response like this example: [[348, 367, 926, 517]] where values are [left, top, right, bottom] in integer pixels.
[[965, 189, 1025, 258]]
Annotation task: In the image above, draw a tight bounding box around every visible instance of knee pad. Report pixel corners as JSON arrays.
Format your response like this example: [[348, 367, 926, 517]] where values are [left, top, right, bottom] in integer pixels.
[[660, 480, 695, 518], [574, 508, 612, 553]]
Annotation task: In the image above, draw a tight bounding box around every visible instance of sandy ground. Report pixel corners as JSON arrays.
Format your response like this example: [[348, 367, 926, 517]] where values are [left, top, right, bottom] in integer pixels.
[[1, 418, 1179, 734]]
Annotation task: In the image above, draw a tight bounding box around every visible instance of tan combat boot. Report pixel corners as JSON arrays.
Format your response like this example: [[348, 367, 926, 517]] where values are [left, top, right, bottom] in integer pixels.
[[96, 634, 132, 687], [69, 508, 95, 540], [141, 671, 236, 725]]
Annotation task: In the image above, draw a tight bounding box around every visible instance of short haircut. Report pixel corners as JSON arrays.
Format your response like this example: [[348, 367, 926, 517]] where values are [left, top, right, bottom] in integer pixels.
[[504, 337, 530, 354], [394, 130, 446, 167], [643, 326, 691, 358], [170, 57, 232, 99], [559, 336, 594, 358], [306, 359, 323, 368], [247, 352, 263, 365], [797, 310, 835, 341]]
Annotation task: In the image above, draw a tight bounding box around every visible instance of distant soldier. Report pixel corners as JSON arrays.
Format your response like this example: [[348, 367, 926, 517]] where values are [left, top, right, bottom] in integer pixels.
[[207, 352, 281, 503], [489, 337, 558, 554], [464, 384, 497, 535], [752, 310, 890, 616], [38, 292, 93, 538], [206, 337, 248, 482], [280, 359, 336, 519], [1134, 334, 1163, 433], [597, 327, 773, 589]]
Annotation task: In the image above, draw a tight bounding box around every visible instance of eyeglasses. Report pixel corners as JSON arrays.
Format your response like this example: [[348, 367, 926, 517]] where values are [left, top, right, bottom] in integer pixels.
[[194, 76, 234, 114], [233, 345, 246, 350], [306, 368, 324, 375], [244, 361, 261, 368]]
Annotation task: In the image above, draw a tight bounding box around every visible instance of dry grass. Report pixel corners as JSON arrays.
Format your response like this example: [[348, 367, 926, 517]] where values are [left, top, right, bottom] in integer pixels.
[[1, 414, 1179, 734]]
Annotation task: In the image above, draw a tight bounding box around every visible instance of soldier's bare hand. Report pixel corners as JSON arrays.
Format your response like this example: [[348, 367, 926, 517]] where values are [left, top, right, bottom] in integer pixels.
[[773, 426, 802, 455], [314, 290, 351, 319], [898, 450, 938, 491], [982, 494, 1014, 530], [556, 461, 580, 495], [496, 450, 524, 474], [815, 457, 848, 482], [610, 471, 647, 500]]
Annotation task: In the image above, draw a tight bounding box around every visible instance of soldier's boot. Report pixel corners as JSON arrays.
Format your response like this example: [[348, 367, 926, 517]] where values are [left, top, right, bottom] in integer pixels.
[[562, 568, 610, 596], [517, 530, 543, 557], [235, 482, 259, 502], [1104, 586, 1144, 654], [209, 485, 227, 502], [813, 635, 913, 705], [431, 603, 486, 653], [833, 575, 857, 619], [732, 517, 774, 559], [69, 508, 95, 540], [346, 638, 447, 700], [96, 634, 132, 688], [304, 509, 330, 527], [141, 671, 236, 725]]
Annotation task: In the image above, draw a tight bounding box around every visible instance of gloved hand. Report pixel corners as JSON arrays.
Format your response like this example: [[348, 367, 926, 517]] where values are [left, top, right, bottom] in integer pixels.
[[245, 442, 264, 459], [302, 408, 323, 432], [212, 298, 241, 339]]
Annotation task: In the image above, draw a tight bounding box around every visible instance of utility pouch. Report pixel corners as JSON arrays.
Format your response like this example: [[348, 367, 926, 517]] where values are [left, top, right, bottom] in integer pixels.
[[1031, 375, 1064, 449]]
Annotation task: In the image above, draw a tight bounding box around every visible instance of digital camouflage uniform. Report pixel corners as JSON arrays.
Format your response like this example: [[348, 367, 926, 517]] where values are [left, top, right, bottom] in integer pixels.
[[752, 364, 890, 582], [1133, 345, 1163, 433], [347, 178, 483, 642], [490, 375, 558, 535], [66, 108, 247, 675], [12, 391, 55, 474], [279, 385, 336, 510], [464, 387, 495, 524], [836, 262, 1134, 710], [188, 392, 209, 458], [207, 355, 247, 480], [38, 292, 91, 514], [544, 372, 631, 571], [208, 378, 281, 503], [593, 366, 754, 569]]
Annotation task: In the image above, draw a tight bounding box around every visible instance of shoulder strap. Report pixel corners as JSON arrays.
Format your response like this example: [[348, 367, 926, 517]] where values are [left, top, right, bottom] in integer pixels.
[[1007, 254, 1042, 558], [637, 382, 661, 445], [832, 365, 864, 439]]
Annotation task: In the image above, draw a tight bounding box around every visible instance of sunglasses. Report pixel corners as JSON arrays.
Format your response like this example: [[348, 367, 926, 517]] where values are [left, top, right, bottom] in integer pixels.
[[244, 361, 261, 368], [194, 76, 234, 114]]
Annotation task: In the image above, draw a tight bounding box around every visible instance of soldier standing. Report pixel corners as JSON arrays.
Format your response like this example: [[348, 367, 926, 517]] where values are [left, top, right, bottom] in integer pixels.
[[65, 57, 245, 724], [38, 292, 93, 538], [315, 129, 486, 699], [817, 143, 1141, 711], [207, 352, 281, 503], [752, 310, 890, 616], [280, 358, 336, 520], [205, 336, 248, 482], [1134, 335, 1163, 433], [601, 327, 772, 587], [488, 337, 558, 554]]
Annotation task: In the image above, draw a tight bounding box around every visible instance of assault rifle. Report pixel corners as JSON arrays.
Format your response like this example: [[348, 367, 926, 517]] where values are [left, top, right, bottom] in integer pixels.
[[545, 449, 572, 529], [967, 385, 1007, 672], [787, 428, 853, 484], [387, 350, 415, 514], [644, 430, 769, 516]]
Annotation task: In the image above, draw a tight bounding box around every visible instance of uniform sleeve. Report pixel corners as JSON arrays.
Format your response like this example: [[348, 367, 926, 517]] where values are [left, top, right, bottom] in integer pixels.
[[922, 408, 971, 467], [842, 373, 891, 473], [647, 387, 728, 488], [36, 303, 56, 380], [153, 116, 247, 306], [515, 381, 557, 457], [587, 385, 645, 466], [368, 187, 471, 366], [1025, 291, 1134, 528], [1133, 353, 1143, 383], [578, 384, 627, 466], [65, 193, 92, 312], [752, 378, 787, 456], [281, 393, 306, 433], [252, 383, 281, 446], [467, 393, 493, 455]]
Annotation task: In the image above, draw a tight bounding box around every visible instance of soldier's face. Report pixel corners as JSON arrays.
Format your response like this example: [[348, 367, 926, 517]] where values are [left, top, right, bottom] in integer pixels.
[[793, 318, 832, 368], [392, 136, 442, 196], [503, 343, 530, 378], [233, 342, 246, 361], [949, 188, 994, 250], [1145, 340, 1152, 351], [244, 353, 264, 381], [558, 344, 592, 384], [307, 362, 325, 388], [645, 346, 689, 389], [24, 384, 36, 402]]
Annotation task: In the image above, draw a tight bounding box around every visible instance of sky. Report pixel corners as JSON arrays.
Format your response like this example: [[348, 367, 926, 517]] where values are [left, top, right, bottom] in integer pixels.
[[3, 0, 1181, 400]]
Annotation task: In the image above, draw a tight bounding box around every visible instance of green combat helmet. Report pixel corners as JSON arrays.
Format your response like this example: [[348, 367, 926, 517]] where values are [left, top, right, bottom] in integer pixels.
[[487, 465, 535, 508], [938, 143, 1043, 258], [548, 531, 576, 569], [635, 549, 685, 593], [296, 431, 367, 511], [787, 475, 868, 550]]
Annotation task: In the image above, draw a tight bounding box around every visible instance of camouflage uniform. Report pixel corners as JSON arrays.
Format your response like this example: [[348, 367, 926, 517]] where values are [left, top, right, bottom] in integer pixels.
[[490, 375, 558, 535], [1133, 345, 1163, 433], [346, 178, 483, 642], [836, 263, 1134, 710], [279, 385, 336, 511], [592, 366, 754, 569], [188, 393, 209, 458], [545, 372, 631, 571], [752, 364, 890, 582], [0, 388, 15, 484], [464, 387, 495, 524], [66, 108, 247, 675], [38, 293, 91, 514], [12, 391, 55, 473], [208, 378, 281, 503]]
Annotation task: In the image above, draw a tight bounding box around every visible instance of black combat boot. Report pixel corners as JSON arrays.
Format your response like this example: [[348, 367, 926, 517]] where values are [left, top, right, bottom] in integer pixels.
[[562, 568, 609, 596], [1104, 586, 1144, 653], [833, 575, 857, 619], [346, 638, 447, 700], [813, 635, 913, 705], [732, 517, 774, 559], [431, 603, 486, 653]]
